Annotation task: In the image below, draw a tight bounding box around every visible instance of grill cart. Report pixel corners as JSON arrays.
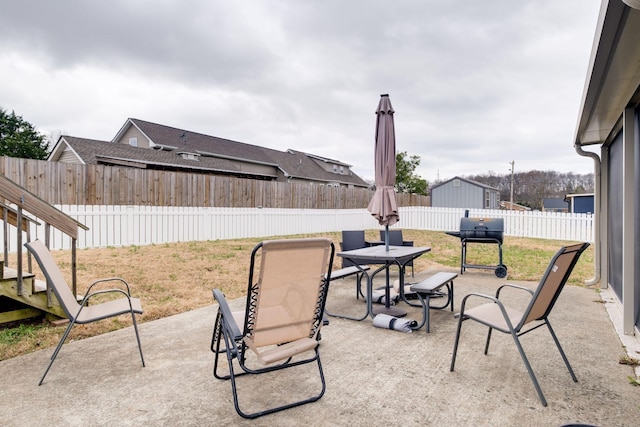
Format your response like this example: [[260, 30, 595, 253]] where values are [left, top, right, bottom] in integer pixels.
[[445, 217, 508, 278]]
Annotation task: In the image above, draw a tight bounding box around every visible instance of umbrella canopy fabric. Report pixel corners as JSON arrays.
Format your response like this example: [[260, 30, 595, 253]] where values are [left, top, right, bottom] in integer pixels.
[[367, 94, 399, 227]]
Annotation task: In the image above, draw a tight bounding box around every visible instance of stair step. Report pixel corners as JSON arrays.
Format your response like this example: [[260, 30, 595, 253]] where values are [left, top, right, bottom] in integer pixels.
[[0, 307, 42, 324], [33, 278, 47, 293]]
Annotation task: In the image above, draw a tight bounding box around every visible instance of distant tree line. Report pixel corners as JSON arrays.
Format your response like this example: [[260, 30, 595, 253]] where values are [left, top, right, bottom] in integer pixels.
[[434, 170, 595, 210]]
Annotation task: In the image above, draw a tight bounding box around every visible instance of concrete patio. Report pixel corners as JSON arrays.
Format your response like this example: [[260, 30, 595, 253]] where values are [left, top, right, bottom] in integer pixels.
[[1, 269, 638, 426]]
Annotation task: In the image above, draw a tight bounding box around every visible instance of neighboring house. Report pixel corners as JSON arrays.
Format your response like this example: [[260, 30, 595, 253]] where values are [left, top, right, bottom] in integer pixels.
[[542, 198, 569, 213], [574, 0, 640, 337], [48, 118, 369, 188], [500, 201, 531, 211], [430, 176, 500, 209], [564, 193, 595, 214]]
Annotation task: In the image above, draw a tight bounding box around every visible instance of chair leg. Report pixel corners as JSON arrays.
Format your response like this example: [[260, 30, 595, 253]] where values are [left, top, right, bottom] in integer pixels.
[[546, 321, 578, 382], [231, 349, 326, 419], [39, 319, 76, 385], [450, 314, 464, 371], [509, 329, 547, 407], [130, 312, 145, 367], [212, 318, 233, 380], [484, 327, 493, 355]]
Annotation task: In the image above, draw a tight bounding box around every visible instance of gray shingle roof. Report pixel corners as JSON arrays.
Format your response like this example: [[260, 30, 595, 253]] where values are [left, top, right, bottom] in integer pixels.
[[53, 119, 368, 187], [57, 136, 274, 178], [431, 176, 499, 191], [126, 118, 367, 186]]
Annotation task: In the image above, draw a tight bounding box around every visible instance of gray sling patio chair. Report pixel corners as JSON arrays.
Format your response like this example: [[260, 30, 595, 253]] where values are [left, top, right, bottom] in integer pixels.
[[450, 242, 590, 406], [211, 238, 334, 419], [24, 239, 145, 385]]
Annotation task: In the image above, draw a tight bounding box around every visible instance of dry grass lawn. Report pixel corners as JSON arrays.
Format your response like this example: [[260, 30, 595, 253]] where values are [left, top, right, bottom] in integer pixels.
[[0, 230, 595, 360]]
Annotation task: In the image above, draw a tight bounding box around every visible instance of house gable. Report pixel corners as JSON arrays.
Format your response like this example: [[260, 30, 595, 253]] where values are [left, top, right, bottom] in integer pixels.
[[113, 120, 153, 149], [48, 136, 93, 164]]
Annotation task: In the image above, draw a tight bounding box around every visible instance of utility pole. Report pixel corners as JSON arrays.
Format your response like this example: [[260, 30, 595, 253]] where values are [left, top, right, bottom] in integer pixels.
[[509, 160, 515, 210]]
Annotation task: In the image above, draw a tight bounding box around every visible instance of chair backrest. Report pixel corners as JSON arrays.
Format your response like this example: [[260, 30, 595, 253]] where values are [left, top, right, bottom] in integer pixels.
[[340, 231, 367, 268], [380, 229, 404, 246], [341, 230, 366, 251], [24, 239, 81, 320], [519, 242, 590, 328], [244, 238, 334, 348]]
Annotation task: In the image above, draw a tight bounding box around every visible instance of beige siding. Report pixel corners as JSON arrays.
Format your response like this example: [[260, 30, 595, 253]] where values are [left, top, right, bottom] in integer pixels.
[[59, 149, 83, 164], [116, 126, 151, 148]]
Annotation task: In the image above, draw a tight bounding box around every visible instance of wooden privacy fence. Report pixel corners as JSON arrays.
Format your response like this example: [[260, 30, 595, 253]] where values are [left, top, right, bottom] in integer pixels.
[[0, 156, 429, 209], [3, 205, 593, 251]]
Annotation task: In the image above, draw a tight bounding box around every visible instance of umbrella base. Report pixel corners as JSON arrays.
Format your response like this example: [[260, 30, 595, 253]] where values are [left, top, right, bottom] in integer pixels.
[[372, 306, 407, 318]]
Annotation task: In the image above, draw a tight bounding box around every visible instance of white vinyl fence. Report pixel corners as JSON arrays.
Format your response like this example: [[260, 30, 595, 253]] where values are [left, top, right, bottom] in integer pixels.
[[6, 205, 593, 251]]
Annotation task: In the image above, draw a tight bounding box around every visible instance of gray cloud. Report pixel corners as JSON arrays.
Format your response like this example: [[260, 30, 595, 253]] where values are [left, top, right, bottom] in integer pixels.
[[0, 0, 601, 182]]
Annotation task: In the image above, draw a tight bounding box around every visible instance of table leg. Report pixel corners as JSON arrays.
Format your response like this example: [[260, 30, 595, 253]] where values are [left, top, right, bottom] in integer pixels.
[[325, 262, 371, 321], [371, 262, 407, 318]]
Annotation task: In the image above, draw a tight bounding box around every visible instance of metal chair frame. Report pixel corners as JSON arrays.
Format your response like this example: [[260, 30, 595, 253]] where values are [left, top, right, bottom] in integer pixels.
[[450, 242, 590, 406]]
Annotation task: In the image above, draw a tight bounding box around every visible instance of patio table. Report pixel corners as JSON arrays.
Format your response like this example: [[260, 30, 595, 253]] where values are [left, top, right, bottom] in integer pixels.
[[336, 245, 431, 320]]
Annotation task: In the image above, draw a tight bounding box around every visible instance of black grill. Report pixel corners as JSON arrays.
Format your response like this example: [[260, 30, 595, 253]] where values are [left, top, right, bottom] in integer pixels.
[[446, 216, 508, 278], [459, 217, 504, 243]]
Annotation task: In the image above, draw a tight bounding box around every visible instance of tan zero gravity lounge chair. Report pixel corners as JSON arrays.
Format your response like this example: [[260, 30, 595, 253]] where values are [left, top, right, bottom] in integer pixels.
[[24, 239, 145, 385], [450, 242, 590, 406], [211, 238, 334, 419]]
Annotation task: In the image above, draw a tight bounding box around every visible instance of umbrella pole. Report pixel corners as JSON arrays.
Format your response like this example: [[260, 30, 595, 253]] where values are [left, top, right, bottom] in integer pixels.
[[385, 225, 389, 251]]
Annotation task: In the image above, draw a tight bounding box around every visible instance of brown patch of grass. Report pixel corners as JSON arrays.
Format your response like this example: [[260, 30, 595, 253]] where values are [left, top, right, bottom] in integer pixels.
[[0, 230, 595, 360]]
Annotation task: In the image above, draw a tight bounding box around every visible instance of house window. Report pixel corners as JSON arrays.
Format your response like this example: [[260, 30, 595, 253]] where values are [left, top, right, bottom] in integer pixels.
[[340, 166, 344, 174], [485, 191, 490, 208], [333, 165, 338, 173], [129, 137, 138, 147], [453, 179, 461, 187]]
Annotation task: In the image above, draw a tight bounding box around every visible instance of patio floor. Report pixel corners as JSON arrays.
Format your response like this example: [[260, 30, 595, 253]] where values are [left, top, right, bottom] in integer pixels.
[[1, 269, 638, 426]]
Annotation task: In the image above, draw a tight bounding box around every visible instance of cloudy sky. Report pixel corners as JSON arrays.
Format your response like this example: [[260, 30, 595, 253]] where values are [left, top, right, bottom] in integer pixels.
[[0, 0, 602, 183]]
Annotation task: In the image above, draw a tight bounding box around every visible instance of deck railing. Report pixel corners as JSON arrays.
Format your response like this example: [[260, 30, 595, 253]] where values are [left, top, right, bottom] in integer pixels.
[[0, 174, 88, 297]]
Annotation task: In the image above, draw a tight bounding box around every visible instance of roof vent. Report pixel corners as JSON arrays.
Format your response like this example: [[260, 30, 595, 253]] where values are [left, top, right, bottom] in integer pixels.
[[178, 152, 200, 161]]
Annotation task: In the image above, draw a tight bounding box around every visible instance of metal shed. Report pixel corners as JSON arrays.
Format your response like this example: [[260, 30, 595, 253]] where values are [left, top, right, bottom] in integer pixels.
[[430, 176, 500, 209]]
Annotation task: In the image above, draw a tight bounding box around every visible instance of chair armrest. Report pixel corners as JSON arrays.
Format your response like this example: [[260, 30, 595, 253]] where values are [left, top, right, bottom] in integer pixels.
[[86, 277, 132, 295], [212, 289, 242, 340], [75, 287, 136, 317], [460, 292, 501, 307], [495, 283, 534, 299], [458, 292, 517, 330]]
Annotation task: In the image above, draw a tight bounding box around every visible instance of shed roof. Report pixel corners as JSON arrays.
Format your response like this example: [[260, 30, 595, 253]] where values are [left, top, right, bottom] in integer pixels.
[[430, 176, 499, 191]]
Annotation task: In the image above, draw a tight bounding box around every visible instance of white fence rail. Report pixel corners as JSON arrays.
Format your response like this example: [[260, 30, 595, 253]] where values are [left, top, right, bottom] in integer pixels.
[[5, 205, 594, 251]]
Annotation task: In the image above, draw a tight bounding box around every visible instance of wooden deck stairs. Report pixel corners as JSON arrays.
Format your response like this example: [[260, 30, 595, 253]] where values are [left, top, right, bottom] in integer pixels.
[[0, 265, 66, 324], [0, 173, 88, 325]]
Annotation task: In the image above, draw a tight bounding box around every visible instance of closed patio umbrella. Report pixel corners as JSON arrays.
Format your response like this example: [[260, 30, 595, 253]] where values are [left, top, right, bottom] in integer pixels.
[[367, 94, 399, 251]]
